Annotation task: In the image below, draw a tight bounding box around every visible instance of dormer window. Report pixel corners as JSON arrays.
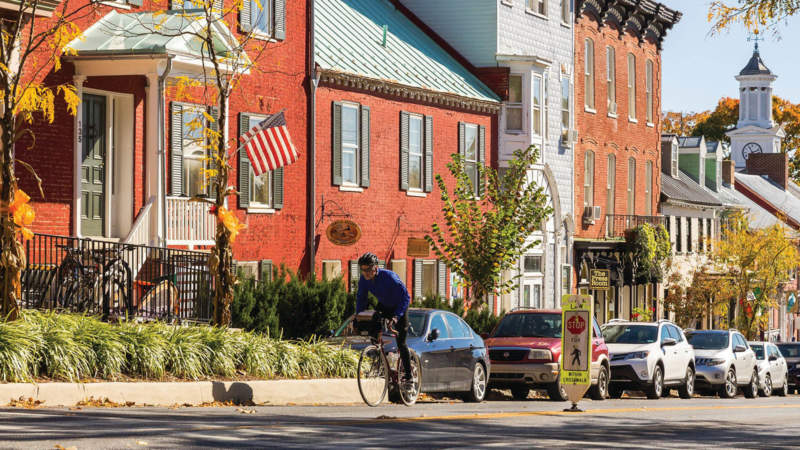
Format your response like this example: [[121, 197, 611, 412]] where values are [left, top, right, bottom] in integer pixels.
[[671, 143, 678, 178]]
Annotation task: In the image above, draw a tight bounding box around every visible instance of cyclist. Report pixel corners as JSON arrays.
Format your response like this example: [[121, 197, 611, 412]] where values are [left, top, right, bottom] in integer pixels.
[[355, 252, 412, 383]]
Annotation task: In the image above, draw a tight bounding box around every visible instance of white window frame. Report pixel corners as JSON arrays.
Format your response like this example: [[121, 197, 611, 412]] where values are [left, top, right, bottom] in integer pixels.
[[527, 0, 547, 17], [646, 59, 654, 124], [561, 0, 570, 24], [408, 113, 424, 191], [532, 74, 543, 136], [182, 105, 207, 198], [607, 154, 616, 234], [671, 143, 678, 178], [584, 38, 595, 111], [606, 46, 616, 116], [627, 53, 636, 121], [645, 160, 652, 216], [340, 102, 360, 187], [522, 279, 543, 308], [524, 255, 544, 274], [247, 114, 274, 210], [627, 157, 636, 215], [506, 74, 524, 133], [584, 150, 594, 208], [560, 76, 570, 130], [464, 123, 479, 194], [421, 259, 438, 299], [249, 0, 273, 38]]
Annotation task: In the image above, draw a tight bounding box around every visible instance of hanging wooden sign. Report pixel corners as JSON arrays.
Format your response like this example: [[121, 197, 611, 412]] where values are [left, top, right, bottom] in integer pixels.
[[407, 238, 430, 257], [326, 220, 361, 246]]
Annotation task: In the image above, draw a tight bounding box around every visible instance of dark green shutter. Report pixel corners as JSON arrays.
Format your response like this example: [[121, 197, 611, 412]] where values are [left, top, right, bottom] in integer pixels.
[[208, 106, 220, 198], [274, 0, 286, 40], [400, 111, 409, 191], [273, 167, 284, 209], [424, 115, 433, 192], [360, 105, 370, 188], [240, 0, 252, 32], [332, 102, 342, 186], [260, 260, 273, 282], [478, 125, 486, 198], [437, 260, 446, 298], [413, 260, 423, 300], [238, 113, 251, 208], [349, 260, 359, 292], [170, 103, 184, 196]]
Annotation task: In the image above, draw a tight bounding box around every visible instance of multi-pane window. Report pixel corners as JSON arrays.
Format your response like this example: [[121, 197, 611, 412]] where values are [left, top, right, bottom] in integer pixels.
[[528, 0, 546, 15], [249, 0, 272, 35], [627, 53, 636, 120], [584, 150, 594, 207], [182, 106, 206, 198], [248, 116, 272, 207], [675, 217, 682, 253], [561, 0, 570, 23], [524, 255, 543, 273], [584, 38, 595, 110], [671, 143, 678, 177], [646, 59, 654, 123], [627, 157, 635, 215], [341, 104, 359, 185], [606, 47, 616, 114], [532, 75, 543, 136], [645, 161, 652, 215], [421, 260, 437, 298], [506, 75, 523, 132], [607, 154, 616, 215], [561, 77, 570, 129], [522, 283, 543, 308], [408, 114, 423, 190], [464, 123, 478, 193]]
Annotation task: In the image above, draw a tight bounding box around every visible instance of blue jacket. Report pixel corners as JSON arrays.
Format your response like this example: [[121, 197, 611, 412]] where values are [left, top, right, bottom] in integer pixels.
[[356, 268, 410, 317]]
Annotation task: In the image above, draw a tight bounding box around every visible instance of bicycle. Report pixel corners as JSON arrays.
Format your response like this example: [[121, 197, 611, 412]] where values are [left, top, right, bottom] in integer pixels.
[[357, 314, 421, 407]]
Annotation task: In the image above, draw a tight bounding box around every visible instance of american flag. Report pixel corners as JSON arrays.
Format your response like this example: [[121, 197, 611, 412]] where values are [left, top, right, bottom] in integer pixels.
[[240, 111, 299, 176]]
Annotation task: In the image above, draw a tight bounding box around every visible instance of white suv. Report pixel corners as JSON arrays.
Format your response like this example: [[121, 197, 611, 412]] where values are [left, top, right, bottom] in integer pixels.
[[602, 319, 696, 399], [685, 329, 759, 398]]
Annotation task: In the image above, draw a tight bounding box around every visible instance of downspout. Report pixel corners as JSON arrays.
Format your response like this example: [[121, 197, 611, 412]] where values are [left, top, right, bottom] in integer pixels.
[[158, 55, 174, 247], [306, 0, 318, 275]]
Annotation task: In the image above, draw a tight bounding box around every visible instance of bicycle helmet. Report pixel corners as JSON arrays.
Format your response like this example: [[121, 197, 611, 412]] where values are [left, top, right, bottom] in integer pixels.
[[358, 252, 379, 267]]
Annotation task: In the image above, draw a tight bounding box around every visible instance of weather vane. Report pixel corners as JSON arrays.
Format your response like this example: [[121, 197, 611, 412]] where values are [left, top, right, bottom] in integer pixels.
[[747, 29, 763, 52]]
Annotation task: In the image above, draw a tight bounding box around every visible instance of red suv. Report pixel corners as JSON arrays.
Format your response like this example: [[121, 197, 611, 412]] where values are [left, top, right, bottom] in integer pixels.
[[485, 308, 610, 401]]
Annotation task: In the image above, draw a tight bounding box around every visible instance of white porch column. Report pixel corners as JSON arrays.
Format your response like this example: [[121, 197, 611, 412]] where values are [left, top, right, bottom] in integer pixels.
[[72, 75, 86, 237], [145, 72, 160, 246]]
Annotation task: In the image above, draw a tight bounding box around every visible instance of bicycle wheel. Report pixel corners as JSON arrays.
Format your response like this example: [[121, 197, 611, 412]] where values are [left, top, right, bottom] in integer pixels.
[[358, 345, 389, 407], [397, 352, 421, 406], [55, 259, 82, 309]]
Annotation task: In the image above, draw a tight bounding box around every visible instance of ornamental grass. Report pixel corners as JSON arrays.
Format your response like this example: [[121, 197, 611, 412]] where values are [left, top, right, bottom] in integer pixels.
[[0, 311, 358, 382]]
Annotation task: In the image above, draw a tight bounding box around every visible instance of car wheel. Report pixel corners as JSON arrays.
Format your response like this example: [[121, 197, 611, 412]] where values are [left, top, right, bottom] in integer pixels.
[[511, 386, 530, 400], [609, 384, 624, 399], [678, 366, 695, 399], [589, 365, 609, 400], [720, 368, 737, 399], [760, 373, 772, 397], [646, 365, 664, 399], [547, 376, 568, 401], [743, 369, 759, 399], [463, 363, 487, 403], [775, 373, 789, 397]]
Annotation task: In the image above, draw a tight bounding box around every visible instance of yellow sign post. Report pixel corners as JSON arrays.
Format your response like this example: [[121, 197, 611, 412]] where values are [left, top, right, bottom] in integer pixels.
[[560, 294, 593, 412]]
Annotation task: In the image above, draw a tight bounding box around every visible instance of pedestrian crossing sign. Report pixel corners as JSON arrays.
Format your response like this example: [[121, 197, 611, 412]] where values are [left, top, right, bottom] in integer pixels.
[[560, 295, 593, 404]]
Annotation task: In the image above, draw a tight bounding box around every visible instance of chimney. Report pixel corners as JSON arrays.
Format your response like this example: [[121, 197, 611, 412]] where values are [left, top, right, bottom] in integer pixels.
[[745, 152, 789, 190], [722, 159, 735, 187]]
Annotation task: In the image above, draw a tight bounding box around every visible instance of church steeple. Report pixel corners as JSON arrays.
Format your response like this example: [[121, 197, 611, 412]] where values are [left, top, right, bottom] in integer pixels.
[[739, 43, 772, 76]]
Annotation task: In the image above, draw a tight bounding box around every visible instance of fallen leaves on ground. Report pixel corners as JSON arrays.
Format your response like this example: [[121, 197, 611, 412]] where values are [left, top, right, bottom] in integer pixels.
[[76, 397, 135, 408], [8, 397, 43, 409], [53, 445, 77, 450], [235, 407, 256, 414]]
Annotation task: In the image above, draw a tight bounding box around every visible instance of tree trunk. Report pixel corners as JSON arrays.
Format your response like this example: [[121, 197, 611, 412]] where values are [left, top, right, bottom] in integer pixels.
[[0, 115, 22, 321], [210, 99, 234, 326]]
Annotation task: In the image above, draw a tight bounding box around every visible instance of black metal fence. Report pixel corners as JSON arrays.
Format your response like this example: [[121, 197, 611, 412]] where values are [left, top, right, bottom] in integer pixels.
[[605, 214, 667, 238], [20, 234, 213, 322]]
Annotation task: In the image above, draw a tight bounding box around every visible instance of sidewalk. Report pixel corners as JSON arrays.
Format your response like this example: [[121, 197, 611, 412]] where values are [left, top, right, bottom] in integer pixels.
[[0, 379, 361, 407]]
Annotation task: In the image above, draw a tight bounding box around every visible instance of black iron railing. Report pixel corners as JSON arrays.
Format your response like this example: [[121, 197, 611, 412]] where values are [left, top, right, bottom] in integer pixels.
[[20, 234, 213, 323], [605, 214, 667, 238]]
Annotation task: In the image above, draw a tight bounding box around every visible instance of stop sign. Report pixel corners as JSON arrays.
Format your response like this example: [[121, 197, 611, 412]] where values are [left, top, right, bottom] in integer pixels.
[[566, 314, 586, 335]]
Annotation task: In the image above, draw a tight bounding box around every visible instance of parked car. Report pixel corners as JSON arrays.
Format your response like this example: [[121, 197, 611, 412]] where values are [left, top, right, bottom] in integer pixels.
[[602, 319, 695, 399], [485, 309, 610, 401], [776, 342, 800, 394], [748, 341, 789, 397], [685, 329, 758, 399], [329, 308, 490, 402]]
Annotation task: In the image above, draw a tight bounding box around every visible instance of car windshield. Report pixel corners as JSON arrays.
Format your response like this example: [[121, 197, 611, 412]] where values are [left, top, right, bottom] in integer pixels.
[[751, 344, 765, 360], [601, 325, 658, 344], [407, 311, 426, 338], [777, 344, 800, 358], [686, 332, 729, 350], [490, 313, 561, 338]]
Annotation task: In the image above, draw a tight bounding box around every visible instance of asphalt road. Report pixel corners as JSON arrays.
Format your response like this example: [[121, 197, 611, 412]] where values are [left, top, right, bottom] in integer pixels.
[[2, 392, 800, 449]]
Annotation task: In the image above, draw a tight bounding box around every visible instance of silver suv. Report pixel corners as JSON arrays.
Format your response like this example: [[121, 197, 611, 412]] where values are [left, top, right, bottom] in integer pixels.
[[602, 319, 695, 399], [685, 329, 758, 398]]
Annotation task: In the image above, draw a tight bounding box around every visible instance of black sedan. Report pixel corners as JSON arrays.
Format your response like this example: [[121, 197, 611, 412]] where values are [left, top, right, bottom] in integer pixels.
[[328, 308, 490, 402]]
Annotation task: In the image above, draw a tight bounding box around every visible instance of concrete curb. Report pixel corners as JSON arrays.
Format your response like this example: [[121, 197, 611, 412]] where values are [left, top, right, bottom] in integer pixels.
[[0, 379, 361, 407]]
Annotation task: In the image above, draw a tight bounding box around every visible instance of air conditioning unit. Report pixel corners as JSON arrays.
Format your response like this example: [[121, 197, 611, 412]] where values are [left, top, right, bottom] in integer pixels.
[[583, 205, 602, 226], [608, 101, 618, 115], [568, 129, 579, 143]]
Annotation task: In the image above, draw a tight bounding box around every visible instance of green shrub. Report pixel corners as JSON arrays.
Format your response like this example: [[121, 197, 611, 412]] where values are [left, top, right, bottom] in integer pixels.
[[0, 316, 42, 381], [232, 277, 280, 337], [118, 322, 168, 379]]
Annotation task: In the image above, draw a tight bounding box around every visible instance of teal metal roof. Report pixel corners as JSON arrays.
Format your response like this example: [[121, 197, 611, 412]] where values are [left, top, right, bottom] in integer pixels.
[[314, 0, 499, 103]]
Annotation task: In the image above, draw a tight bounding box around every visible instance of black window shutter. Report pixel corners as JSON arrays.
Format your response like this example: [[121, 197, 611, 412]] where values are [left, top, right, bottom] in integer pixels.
[[413, 259, 423, 300], [400, 111, 409, 191], [349, 260, 359, 292], [170, 103, 184, 196], [238, 113, 251, 208], [424, 115, 433, 192], [208, 106, 220, 198], [260, 260, 273, 282], [478, 125, 486, 198], [274, 0, 286, 40], [240, 0, 252, 32], [437, 260, 446, 298], [332, 102, 342, 186], [273, 167, 284, 209], [360, 105, 370, 188]]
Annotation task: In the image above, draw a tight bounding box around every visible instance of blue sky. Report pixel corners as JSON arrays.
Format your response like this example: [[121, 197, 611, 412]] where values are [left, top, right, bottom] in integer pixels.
[[661, 0, 800, 113]]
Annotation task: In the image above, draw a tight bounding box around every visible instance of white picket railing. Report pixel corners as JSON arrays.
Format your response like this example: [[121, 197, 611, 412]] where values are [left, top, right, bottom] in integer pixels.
[[124, 197, 153, 246], [166, 196, 216, 247]]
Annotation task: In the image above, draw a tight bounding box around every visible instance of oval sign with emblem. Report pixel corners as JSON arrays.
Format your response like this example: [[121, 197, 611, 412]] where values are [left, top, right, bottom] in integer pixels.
[[326, 219, 362, 246]]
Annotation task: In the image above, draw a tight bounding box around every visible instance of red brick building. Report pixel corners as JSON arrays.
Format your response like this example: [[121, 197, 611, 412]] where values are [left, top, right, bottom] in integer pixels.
[[572, 0, 680, 322]]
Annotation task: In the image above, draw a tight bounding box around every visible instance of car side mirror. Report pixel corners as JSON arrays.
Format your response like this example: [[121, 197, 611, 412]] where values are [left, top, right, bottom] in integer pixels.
[[428, 328, 440, 342], [734, 344, 746, 353], [769, 354, 778, 361], [480, 333, 489, 340], [662, 337, 677, 347]]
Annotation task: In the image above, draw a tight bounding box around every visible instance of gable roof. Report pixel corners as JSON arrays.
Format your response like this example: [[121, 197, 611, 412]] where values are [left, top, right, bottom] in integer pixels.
[[314, 0, 499, 106], [661, 170, 722, 206], [735, 173, 800, 225], [715, 185, 784, 230], [678, 136, 702, 148]]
